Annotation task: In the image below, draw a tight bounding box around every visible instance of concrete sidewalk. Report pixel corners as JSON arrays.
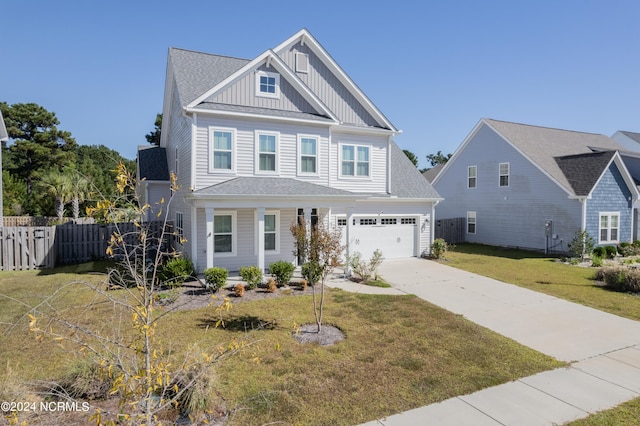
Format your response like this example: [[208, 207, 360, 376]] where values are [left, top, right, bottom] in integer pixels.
[[339, 258, 640, 425]]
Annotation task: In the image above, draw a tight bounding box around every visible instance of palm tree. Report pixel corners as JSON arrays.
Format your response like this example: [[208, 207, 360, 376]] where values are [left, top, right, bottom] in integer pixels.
[[69, 173, 91, 222], [38, 170, 72, 223]]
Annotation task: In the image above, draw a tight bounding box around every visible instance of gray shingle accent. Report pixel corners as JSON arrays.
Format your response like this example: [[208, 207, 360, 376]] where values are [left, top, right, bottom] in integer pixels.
[[194, 177, 355, 197], [555, 151, 616, 196], [485, 119, 626, 194], [389, 141, 441, 199], [169, 48, 249, 107], [137, 146, 170, 181]]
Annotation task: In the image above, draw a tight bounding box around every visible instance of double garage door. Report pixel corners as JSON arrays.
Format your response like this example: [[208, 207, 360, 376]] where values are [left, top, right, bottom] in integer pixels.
[[340, 217, 418, 259]]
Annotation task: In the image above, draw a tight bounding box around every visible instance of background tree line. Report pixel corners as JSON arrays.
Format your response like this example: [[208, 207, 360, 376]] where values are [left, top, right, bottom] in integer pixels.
[[1, 102, 144, 220]]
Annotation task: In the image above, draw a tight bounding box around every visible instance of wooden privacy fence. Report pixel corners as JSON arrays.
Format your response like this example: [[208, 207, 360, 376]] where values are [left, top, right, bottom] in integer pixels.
[[0, 221, 173, 271], [435, 217, 466, 244], [2, 216, 95, 227]]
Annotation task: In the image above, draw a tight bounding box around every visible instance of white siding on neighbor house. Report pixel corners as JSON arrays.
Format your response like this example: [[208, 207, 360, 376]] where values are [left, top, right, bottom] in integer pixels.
[[435, 124, 582, 252], [329, 131, 388, 194], [194, 207, 297, 273], [277, 42, 381, 128], [209, 65, 319, 115]]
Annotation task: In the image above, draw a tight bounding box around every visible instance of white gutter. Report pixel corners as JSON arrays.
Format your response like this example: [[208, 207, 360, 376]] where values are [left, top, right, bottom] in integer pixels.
[[190, 113, 197, 191]]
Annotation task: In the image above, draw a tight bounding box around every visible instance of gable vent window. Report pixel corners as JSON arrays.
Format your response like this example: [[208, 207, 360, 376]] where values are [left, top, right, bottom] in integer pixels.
[[295, 52, 309, 73], [256, 71, 280, 98]]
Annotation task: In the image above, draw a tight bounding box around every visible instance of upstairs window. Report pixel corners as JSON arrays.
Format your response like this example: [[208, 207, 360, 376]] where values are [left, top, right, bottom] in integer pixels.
[[499, 162, 510, 187], [341, 144, 370, 177], [210, 128, 234, 172], [299, 136, 318, 174], [257, 132, 278, 173], [256, 71, 280, 98], [468, 165, 477, 188]]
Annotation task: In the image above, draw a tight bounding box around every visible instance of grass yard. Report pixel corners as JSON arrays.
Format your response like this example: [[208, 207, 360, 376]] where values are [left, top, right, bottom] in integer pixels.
[[0, 261, 563, 425], [444, 243, 640, 321]]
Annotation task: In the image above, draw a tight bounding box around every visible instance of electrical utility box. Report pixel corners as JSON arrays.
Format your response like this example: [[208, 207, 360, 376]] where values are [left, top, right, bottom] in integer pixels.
[[545, 220, 553, 237]]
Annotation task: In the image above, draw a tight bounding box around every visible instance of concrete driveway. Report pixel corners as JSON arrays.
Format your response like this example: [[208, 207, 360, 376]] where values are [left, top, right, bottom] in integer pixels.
[[356, 258, 640, 425]]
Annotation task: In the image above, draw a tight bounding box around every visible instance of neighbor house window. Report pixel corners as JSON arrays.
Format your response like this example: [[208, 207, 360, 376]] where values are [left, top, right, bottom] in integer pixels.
[[256, 71, 280, 98], [256, 132, 278, 173], [341, 144, 370, 177], [468, 165, 477, 188], [210, 128, 234, 172], [214, 214, 234, 253], [599, 212, 620, 244], [499, 162, 510, 187], [264, 213, 277, 251], [299, 136, 318, 174], [175, 211, 184, 240], [467, 211, 476, 234]]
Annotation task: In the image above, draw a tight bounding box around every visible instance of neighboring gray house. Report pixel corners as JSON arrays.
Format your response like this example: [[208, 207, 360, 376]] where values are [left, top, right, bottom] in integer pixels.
[[0, 108, 8, 225], [612, 131, 640, 152], [432, 119, 640, 253], [140, 29, 441, 273]]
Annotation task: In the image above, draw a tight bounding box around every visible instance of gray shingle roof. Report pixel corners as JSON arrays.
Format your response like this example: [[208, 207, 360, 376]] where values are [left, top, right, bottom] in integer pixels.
[[169, 48, 249, 107], [0, 109, 8, 142], [194, 177, 355, 197], [555, 151, 616, 196], [620, 131, 640, 144], [138, 146, 170, 181], [194, 102, 334, 122], [485, 119, 626, 194], [389, 141, 441, 199], [422, 164, 444, 183]]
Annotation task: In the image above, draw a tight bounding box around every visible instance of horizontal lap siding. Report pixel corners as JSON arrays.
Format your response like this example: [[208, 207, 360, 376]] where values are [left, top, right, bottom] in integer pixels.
[[194, 116, 331, 189], [435, 124, 582, 252], [330, 132, 388, 193]]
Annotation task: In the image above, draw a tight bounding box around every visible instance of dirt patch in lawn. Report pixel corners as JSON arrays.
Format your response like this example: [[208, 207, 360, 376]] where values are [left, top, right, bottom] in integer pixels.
[[292, 323, 345, 346]]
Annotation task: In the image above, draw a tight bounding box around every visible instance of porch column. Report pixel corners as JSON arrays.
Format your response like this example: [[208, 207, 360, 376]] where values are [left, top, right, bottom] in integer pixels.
[[205, 207, 215, 269], [257, 207, 265, 274], [345, 207, 353, 276]]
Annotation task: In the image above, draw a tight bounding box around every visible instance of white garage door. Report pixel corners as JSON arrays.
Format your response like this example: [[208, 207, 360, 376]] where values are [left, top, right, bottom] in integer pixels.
[[342, 217, 417, 259]]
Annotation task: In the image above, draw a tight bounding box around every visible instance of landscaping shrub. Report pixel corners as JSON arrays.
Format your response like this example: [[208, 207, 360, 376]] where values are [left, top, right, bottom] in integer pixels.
[[568, 230, 595, 261], [266, 278, 277, 293], [160, 257, 195, 287], [239, 265, 263, 290], [591, 255, 603, 268], [604, 245, 618, 259], [592, 246, 606, 258], [269, 260, 295, 286], [234, 283, 245, 297], [349, 249, 384, 283], [203, 267, 228, 292], [618, 242, 634, 257], [598, 266, 640, 293], [431, 238, 448, 259], [301, 261, 322, 286]]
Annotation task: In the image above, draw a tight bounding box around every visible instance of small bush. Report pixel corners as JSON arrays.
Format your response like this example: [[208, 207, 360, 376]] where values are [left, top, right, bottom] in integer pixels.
[[604, 245, 618, 259], [349, 249, 384, 283], [592, 246, 606, 258], [301, 261, 322, 286], [269, 260, 295, 286], [239, 265, 263, 290], [234, 283, 245, 297], [634, 240, 640, 248], [160, 257, 195, 287], [591, 255, 603, 268], [598, 266, 640, 293], [266, 278, 277, 293], [568, 230, 596, 261], [431, 238, 448, 259], [618, 242, 633, 257], [203, 267, 228, 292]]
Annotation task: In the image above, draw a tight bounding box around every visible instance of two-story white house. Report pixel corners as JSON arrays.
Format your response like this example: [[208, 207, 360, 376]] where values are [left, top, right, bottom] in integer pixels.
[[139, 29, 441, 273]]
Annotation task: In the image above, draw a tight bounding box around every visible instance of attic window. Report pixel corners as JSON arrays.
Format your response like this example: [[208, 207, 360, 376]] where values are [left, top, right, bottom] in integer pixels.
[[256, 71, 280, 98], [295, 53, 309, 73]]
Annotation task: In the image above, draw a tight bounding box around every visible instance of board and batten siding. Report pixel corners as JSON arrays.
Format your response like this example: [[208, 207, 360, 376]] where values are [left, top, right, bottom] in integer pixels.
[[277, 42, 380, 128], [585, 163, 633, 244], [194, 207, 296, 273], [209, 64, 319, 115], [435, 123, 582, 252]]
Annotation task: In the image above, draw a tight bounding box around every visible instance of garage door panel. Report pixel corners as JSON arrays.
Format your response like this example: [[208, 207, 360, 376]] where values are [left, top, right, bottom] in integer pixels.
[[347, 221, 416, 259]]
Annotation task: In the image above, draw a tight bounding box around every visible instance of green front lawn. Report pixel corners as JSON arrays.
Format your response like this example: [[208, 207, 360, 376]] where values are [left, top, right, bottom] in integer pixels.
[[0, 261, 563, 425], [444, 243, 640, 321]]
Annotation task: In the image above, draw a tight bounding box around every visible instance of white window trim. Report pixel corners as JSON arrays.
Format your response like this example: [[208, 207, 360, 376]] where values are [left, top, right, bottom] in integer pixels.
[[255, 210, 280, 254], [295, 52, 309, 73], [499, 162, 510, 187], [468, 165, 477, 188], [297, 134, 319, 176], [339, 143, 371, 179], [213, 211, 237, 258], [255, 70, 280, 99], [255, 130, 280, 175], [599, 212, 620, 244], [208, 127, 236, 174], [467, 211, 476, 234], [174, 147, 179, 175], [175, 211, 184, 242]]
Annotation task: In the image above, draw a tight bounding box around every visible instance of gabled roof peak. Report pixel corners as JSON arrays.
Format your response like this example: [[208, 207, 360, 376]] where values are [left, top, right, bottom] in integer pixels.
[[483, 118, 604, 137]]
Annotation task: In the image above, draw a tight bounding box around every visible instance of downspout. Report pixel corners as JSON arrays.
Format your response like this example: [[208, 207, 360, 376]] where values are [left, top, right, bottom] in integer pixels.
[[430, 200, 440, 255], [580, 197, 587, 232], [191, 113, 198, 191], [328, 127, 332, 188], [387, 136, 392, 194]]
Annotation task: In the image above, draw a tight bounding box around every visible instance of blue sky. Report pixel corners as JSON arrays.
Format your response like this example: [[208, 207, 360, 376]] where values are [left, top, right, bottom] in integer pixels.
[[2, 1, 639, 168]]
